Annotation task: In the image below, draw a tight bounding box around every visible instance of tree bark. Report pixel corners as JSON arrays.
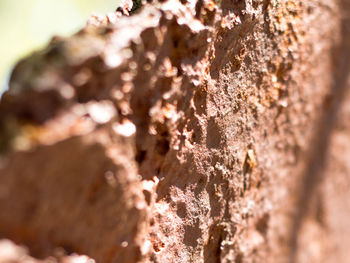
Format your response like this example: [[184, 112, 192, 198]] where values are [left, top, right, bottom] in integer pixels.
[[0, 0, 349, 262]]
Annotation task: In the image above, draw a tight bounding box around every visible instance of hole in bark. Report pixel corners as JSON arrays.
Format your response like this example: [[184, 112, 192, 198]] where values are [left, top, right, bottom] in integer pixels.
[[155, 128, 170, 155], [155, 138, 170, 155], [136, 150, 147, 164], [174, 38, 180, 48], [143, 190, 152, 205], [256, 213, 269, 236]]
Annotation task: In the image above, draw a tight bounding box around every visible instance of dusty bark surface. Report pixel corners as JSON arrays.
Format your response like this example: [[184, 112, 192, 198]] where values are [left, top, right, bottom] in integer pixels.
[[0, 0, 349, 262]]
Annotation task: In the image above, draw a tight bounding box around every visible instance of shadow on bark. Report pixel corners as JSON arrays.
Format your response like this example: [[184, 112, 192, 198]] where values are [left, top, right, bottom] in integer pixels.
[[289, 1, 350, 262]]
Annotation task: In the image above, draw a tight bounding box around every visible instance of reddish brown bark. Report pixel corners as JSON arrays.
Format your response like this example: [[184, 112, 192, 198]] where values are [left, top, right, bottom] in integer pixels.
[[0, 0, 349, 262]]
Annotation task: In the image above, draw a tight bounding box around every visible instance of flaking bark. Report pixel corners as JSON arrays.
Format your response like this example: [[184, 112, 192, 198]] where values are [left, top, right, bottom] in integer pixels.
[[0, 0, 349, 262]]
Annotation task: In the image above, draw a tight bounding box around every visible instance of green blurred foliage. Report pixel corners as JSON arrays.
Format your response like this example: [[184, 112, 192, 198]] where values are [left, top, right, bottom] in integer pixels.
[[0, 0, 119, 92]]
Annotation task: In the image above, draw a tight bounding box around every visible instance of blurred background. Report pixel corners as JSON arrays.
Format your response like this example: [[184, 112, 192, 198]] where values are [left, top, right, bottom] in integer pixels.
[[0, 0, 119, 93]]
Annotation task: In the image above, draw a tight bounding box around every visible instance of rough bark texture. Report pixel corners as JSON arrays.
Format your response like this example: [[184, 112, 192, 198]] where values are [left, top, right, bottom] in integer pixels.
[[0, 0, 349, 262]]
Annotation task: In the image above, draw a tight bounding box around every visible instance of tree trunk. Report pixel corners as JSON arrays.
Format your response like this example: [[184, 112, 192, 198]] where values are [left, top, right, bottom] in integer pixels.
[[0, 0, 349, 262]]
